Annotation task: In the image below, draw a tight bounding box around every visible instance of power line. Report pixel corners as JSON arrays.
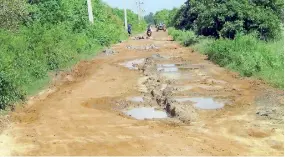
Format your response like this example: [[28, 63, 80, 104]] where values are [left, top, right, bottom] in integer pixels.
[[136, 0, 144, 22]]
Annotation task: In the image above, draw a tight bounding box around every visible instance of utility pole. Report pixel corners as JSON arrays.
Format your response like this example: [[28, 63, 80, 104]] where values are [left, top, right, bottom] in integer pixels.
[[141, 9, 145, 21], [87, 0, 94, 24], [124, 7, 128, 31], [136, 0, 144, 22]]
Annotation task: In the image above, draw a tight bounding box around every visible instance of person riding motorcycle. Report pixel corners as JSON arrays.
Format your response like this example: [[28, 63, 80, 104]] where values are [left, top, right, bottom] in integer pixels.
[[146, 24, 152, 37]]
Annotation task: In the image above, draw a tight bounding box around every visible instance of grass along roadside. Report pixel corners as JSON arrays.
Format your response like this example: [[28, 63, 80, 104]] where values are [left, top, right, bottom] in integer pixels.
[[168, 28, 284, 88], [0, 28, 145, 115], [0, 0, 147, 111]]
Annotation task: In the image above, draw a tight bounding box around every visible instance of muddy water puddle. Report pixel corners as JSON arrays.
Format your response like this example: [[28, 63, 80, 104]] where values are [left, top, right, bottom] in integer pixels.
[[174, 97, 226, 110], [157, 63, 204, 70], [125, 107, 168, 120], [159, 70, 192, 80], [156, 64, 188, 79], [157, 63, 205, 80], [157, 67, 179, 72], [119, 58, 145, 70]]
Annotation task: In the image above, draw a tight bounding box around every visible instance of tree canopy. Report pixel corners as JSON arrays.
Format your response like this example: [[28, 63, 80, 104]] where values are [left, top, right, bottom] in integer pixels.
[[172, 0, 283, 39], [144, 12, 155, 24], [153, 8, 178, 26]]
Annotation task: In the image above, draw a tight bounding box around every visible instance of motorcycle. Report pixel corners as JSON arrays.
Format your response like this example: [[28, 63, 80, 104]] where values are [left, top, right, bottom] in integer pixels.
[[147, 30, 152, 37]]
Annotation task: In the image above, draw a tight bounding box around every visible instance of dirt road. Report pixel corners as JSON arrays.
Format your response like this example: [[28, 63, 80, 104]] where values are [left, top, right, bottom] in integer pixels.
[[0, 31, 283, 156]]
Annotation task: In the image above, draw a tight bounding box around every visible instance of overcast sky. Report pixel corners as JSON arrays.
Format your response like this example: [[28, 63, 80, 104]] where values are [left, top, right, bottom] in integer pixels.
[[101, 0, 186, 14]]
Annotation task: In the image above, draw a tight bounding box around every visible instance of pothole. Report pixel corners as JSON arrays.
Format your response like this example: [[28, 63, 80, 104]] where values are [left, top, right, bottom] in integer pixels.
[[126, 44, 159, 50], [156, 63, 204, 71], [174, 97, 226, 110], [179, 64, 205, 70], [159, 71, 192, 80], [173, 84, 223, 91], [157, 66, 179, 72], [124, 107, 168, 120], [157, 64, 178, 67], [156, 64, 205, 81], [119, 58, 145, 70]]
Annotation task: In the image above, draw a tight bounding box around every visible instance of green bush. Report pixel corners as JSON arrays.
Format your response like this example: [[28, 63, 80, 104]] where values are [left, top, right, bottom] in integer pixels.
[[168, 27, 283, 88], [168, 27, 199, 46], [166, 0, 284, 88], [0, 0, 145, 110], [206, 34, 284, 88], [173, 0, 283, 40], [0, 72, 24, 109]]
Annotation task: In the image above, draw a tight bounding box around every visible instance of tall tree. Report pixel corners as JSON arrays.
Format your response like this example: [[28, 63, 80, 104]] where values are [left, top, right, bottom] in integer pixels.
[[173, 0, 283, 39], [144, 12, 155, 24]]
